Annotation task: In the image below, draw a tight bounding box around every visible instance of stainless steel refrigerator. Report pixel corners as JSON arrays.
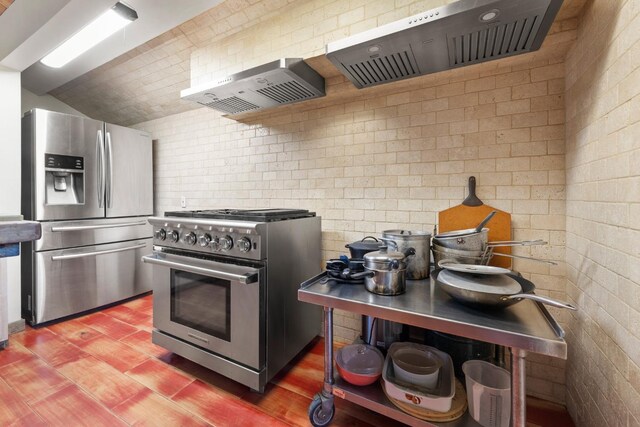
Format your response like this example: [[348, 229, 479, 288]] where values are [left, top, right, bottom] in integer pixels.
[[21, 109, 153, 325]]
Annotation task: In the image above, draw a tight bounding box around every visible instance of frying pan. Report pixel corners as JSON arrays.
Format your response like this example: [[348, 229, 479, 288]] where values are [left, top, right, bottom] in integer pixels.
[[433, 269, 576, 311]]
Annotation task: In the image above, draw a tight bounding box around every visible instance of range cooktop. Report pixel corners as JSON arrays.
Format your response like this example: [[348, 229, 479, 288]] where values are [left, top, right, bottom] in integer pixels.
[[164, 208, 315, 222]]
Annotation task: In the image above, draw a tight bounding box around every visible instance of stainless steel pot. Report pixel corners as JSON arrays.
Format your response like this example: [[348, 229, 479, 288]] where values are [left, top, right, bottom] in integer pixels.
[[363, 246, 415, 295], [382, 230, 431, 280]]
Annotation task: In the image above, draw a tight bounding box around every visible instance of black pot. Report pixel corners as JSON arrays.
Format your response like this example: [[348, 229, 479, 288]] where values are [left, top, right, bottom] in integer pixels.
[[345, 236, 385, 260]]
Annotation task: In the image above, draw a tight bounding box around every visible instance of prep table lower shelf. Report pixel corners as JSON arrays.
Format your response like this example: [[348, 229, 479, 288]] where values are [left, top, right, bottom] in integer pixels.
[[298, 271, 568, 427], [333, 377, 479, 426]]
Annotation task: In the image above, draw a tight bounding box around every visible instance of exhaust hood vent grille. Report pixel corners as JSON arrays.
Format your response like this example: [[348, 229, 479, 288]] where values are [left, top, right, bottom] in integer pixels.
[[256, 80, 316, 104], [201, 97, 260, 115], [181, 59, 325, 116], [342, 51, 419, 88], [326, 0, 563, 89], [449, 15, 542, 66]]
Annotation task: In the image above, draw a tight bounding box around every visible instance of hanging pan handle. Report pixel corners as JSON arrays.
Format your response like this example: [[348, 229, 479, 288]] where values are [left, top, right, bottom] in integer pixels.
[[462, 176, 483, 207]]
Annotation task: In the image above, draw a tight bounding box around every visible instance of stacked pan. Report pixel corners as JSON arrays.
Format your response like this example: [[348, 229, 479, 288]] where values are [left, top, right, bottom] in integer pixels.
[[432, 264, 576, 311], [432, 211, 554, 267]]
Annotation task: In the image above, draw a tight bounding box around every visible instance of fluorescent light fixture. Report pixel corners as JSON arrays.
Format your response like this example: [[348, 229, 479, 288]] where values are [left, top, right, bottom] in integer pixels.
[[41, 2, 138, 68]]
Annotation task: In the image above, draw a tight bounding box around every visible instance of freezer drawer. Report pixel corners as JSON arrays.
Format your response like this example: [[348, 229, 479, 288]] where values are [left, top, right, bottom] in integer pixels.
[[26, 238, 152, 325], [35, 217, 152, 251]]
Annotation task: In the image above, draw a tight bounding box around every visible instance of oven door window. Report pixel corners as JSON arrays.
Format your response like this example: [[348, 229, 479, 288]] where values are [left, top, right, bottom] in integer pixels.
[[170, 270, 231, 342]]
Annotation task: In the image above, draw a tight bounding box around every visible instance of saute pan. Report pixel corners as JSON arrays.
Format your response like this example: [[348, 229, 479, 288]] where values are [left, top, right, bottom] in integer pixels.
[[433, 269, 576, 311]]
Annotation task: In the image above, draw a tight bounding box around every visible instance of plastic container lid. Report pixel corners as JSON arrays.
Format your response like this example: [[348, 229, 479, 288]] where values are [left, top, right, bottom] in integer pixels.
[[335, 344, 384, 375]]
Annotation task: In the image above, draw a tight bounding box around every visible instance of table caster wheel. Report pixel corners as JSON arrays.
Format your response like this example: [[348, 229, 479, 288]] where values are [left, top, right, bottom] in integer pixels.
[[308, 393, 335, 427]]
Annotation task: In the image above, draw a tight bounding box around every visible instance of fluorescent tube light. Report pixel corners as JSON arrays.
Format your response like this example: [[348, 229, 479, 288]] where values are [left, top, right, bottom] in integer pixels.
[[41, 2, 138, 68]]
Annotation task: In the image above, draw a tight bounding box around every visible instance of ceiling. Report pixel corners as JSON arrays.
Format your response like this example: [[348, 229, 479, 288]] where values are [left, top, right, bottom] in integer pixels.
[[0, 0, 223, 91], [9, 0, 588, 126]]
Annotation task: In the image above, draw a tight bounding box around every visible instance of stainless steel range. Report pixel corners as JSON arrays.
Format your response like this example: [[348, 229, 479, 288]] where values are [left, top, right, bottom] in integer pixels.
[[142, 208, 321, 392]]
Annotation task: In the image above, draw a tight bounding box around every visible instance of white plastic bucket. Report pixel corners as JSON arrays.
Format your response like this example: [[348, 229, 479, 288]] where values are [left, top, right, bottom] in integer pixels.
[[462, 360, 511, 427]]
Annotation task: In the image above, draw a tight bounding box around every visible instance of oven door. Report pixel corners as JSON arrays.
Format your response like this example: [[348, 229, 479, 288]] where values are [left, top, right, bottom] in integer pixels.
[[143, 251, 264, 370]]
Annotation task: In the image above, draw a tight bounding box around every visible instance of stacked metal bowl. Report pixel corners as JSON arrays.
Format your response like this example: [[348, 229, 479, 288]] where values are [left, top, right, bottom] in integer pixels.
[[431, 227, 492, 266]]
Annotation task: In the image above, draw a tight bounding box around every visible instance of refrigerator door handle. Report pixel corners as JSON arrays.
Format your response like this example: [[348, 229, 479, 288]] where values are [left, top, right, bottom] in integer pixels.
[[51, 242, 147, 261], [50, 221, 148, 232], [96, 130, 106, 208], [105, 131, 114, 208]]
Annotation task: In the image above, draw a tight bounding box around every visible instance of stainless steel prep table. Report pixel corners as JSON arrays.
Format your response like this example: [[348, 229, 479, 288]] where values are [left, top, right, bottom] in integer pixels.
[[298, 271, 567, 427]]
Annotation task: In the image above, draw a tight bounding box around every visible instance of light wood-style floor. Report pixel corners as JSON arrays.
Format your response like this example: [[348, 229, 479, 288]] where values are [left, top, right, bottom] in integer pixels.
[[0, 294, 574, 426]]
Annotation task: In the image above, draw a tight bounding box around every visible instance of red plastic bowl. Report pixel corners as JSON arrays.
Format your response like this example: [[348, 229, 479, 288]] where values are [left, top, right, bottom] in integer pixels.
[[335, 344, 384, 386]]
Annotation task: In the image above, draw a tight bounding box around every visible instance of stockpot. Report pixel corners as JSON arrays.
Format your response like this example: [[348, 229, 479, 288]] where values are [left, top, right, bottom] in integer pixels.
[[382, 230, 431, 279], [363, 246, 415, 295]]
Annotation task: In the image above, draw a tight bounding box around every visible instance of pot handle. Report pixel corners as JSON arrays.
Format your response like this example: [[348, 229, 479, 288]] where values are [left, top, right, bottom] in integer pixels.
[[404, 247, 416, 258], [361, 236, 379, 242], [389, 259, 400, 270], [504, 294, 577, 310], [491, 251, 558, 265], [488, 239, 547, 247], [379, 237, 398, 250], [351, 270, 375, 279]]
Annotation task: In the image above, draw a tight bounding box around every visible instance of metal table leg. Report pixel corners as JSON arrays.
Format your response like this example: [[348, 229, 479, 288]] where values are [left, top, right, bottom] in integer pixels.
[[510, 348, 527, 427], [308, 307, 335, 426], [323, 306, 335, 394]]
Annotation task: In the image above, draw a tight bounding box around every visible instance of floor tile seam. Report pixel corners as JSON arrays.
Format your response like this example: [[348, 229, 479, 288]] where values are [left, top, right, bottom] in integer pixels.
[[167, 385, 290, 427], [27, 383, 135, 427], [0, 352, 76, 404], [172, 379, 308, 427], [244, 382, 310, 427], [116, 332, 164, 358], [113, 386, 214, 427], [78, 312, 141, 335], [103, 309, 149, 328], [45, 321, 108, 347], [0, 350, 39, 370], [64, 370, 155, 415], [122, 365, 197, 399], [24, 381, 82, 408]]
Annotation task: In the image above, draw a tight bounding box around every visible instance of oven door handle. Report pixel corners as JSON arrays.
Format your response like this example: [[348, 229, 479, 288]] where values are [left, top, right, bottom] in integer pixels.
[[141, 254, 259, 284]]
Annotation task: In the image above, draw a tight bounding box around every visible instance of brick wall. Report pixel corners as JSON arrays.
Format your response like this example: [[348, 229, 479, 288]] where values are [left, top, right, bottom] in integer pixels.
[[136, 52, 572, 402], [564, 0, 640, 425], [133, 0, 582, 405]]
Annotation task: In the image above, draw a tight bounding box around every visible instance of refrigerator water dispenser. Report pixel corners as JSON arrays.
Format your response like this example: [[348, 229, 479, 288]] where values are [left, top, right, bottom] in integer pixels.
[[44, 153, 84, 205]]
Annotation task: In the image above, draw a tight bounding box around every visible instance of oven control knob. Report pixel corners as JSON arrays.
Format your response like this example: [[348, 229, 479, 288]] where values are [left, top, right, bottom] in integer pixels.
[[198, 233, 212, 247], [220, 235, 233, 251], [168, 230, 180, 243], [211, 236, 222, 251], [237, 237, 251, 252], [154, 228, 166, 241], [184, 232, 197, 246]]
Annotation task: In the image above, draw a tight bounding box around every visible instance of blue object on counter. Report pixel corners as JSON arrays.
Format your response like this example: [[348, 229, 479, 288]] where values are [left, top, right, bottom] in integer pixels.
[[0, 244, 19, 258]]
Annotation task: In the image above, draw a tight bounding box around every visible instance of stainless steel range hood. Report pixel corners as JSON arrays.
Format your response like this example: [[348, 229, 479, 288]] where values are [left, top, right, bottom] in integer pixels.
[[326, 0, 563, 89], [181, 58, 325, 115]]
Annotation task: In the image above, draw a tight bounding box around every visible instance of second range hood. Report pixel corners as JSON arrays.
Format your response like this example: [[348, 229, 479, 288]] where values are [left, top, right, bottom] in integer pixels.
[[181, 58, 325, 115], [326, 0, 563, 89]]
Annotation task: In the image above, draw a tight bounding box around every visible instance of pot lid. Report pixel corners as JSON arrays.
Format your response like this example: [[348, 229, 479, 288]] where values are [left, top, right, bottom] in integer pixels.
[[437, 270, 521, 295], [364, 246, 406, 262], [336, 344, 384, 375], [346, 236, 384, 250]]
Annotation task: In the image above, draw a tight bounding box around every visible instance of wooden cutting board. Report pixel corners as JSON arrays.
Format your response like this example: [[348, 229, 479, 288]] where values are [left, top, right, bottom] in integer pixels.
[[438, 177, 512, 268]]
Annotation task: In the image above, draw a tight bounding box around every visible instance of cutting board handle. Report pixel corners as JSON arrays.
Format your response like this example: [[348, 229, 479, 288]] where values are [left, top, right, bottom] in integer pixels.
[[462, 176, 483, 207]]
